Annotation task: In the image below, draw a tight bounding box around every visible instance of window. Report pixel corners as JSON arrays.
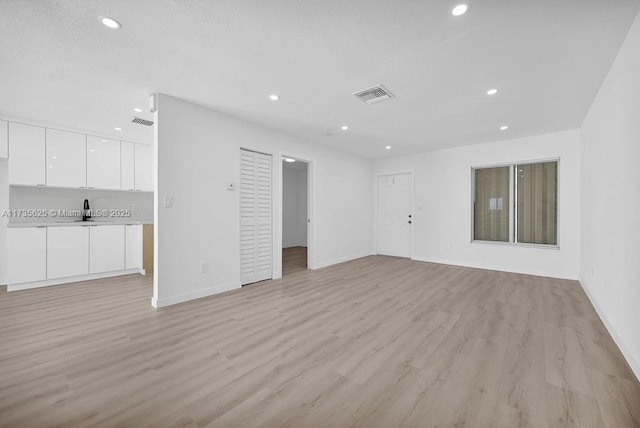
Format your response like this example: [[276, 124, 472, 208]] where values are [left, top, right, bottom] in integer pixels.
[[473, 160, 558, 246]]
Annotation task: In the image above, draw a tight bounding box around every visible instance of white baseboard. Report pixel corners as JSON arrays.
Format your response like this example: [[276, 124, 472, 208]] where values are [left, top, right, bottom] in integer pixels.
[[579, 278, 640, 382], [151, 281, 241, 308], [312, 251, 376, 270], [7, 269, 143, 291], [411, 256, 579, 280]]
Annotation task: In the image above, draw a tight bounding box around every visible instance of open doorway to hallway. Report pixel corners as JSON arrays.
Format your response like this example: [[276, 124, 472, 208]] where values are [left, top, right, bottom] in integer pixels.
[[282, 156, 308, 276]]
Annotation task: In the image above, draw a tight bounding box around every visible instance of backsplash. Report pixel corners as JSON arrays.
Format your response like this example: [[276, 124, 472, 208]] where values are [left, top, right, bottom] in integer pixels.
[[8, 186, 153, 224]]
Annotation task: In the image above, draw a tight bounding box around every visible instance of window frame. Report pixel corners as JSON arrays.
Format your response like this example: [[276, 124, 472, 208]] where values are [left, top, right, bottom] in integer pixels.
[[470, 157, 560, 249]]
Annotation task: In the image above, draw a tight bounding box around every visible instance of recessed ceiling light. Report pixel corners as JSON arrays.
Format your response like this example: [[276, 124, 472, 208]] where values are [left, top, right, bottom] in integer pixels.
[[385, 146, 392, 150], [101, 139, 108, 143], [341, 125, 349, 131], [451, 4, 469, 16], [100, 17, 122, 29], [500, 125, 509, 131], [51, 156, 57, 159], [89, 149, 96, 152], [133, 107, 143, 113], [269, 94, 279, 101], [486, 88, 499, 96], [284, 157, 296, 163], [114, 127, 122, 131]]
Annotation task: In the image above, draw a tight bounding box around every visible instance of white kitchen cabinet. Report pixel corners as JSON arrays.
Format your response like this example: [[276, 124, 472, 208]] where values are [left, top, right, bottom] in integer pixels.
[[47, 226, 89, 279], [46, 129, 86, 188], [90, 225, 125, 273], [134, 144, 152, 191], [8, 122, 46, 186], [125, 224, 143, 270], [0, 120, 7, 158], [87, 136, 120, 189], [7, 227, 47, 284], [121, 141, 135, 191]]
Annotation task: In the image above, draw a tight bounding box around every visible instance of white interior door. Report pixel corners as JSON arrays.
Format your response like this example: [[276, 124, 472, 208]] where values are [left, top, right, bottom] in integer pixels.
[[240, 149, 272, 285], [377, 173, 412, 258]]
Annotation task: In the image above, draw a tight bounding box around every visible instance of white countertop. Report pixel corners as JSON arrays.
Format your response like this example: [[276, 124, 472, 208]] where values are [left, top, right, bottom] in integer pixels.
[[7, 220, 154, 228]]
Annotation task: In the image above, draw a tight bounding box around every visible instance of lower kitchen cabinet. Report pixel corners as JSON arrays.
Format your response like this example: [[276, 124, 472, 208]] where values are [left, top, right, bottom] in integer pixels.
[[90, 225, 125, 274], [125, 224, 142, 270], [47, 226, 89, 279], [7, 227, 47, 284]]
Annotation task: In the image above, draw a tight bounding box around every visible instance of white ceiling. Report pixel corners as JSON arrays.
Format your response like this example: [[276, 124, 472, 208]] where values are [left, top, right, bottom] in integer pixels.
[[1, 0, 638, 158]]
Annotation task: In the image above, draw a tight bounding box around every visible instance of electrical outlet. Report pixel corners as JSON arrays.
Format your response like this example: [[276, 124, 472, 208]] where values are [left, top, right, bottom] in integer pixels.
[[201, 262, 209, 273], [164, 196, 174, 208]]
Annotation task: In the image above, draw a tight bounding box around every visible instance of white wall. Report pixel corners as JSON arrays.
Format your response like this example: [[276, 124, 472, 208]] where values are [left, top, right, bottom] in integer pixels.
[[0, 159, 8, 285], [153, 94, 373, 307], [373, 129, 581, 279], [282, 164, 308, 248], [580, 13, 640, 379]]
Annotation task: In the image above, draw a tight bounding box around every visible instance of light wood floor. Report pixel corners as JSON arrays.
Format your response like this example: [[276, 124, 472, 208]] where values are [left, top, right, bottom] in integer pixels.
[[282, 246, 307, 276], [1, 257, 639, 428]]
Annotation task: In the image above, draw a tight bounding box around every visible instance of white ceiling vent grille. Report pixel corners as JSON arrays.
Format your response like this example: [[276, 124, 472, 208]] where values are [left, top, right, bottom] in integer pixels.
[[352, 84, 395, 105], [132, 117, 154, 126]]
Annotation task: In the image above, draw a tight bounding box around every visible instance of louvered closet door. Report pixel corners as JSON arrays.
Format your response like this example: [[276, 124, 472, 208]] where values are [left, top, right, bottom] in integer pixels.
[[240, 149, 273, 285]]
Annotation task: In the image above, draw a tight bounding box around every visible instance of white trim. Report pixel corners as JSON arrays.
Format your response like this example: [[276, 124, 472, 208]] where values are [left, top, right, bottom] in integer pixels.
[[471, 240, 560, 250], [374, 170, 414, 259], [151, 281, 240, 308], [579, 278, 640, 382], [411, 256, 579, 281], [311, 251, 375, 270], [472, 156, 561, 170], [7, 269, 143, 291]]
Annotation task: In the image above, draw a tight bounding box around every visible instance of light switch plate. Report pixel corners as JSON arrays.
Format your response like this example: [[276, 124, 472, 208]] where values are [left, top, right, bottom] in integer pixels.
[[163, 196, 174, 208]]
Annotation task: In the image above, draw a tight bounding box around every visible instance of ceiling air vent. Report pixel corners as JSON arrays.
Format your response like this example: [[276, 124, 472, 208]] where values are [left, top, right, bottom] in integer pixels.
[[352, 84, 395, 105], [131, 117, 154, 126]]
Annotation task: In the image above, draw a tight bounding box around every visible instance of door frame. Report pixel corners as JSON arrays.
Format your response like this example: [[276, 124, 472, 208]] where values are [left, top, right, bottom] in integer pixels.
[[374, 170, 415, 259], [279, 154, 315, 276]]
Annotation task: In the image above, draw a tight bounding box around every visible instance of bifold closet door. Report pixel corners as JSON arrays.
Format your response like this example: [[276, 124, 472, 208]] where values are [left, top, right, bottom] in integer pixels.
[[240, 149, 273, 285]]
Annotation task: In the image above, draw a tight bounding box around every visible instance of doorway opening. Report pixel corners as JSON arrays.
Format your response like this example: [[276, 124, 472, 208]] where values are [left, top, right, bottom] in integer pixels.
[[376, 172, 413, 258], [282, 156, 309, 276]]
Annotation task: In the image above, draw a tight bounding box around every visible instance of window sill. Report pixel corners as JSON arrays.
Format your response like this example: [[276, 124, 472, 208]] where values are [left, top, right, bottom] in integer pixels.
[[471, 240, 559, 250]]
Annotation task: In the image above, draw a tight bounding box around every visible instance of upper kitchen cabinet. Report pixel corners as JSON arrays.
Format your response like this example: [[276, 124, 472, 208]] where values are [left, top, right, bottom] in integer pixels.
[[8, 122, 46, 185], [46, 128, 86, 188], [87, 136, 120, 189], [121, 141, 135, 191], [134, 144, 153, 191], [0, 120, 7, 158]]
